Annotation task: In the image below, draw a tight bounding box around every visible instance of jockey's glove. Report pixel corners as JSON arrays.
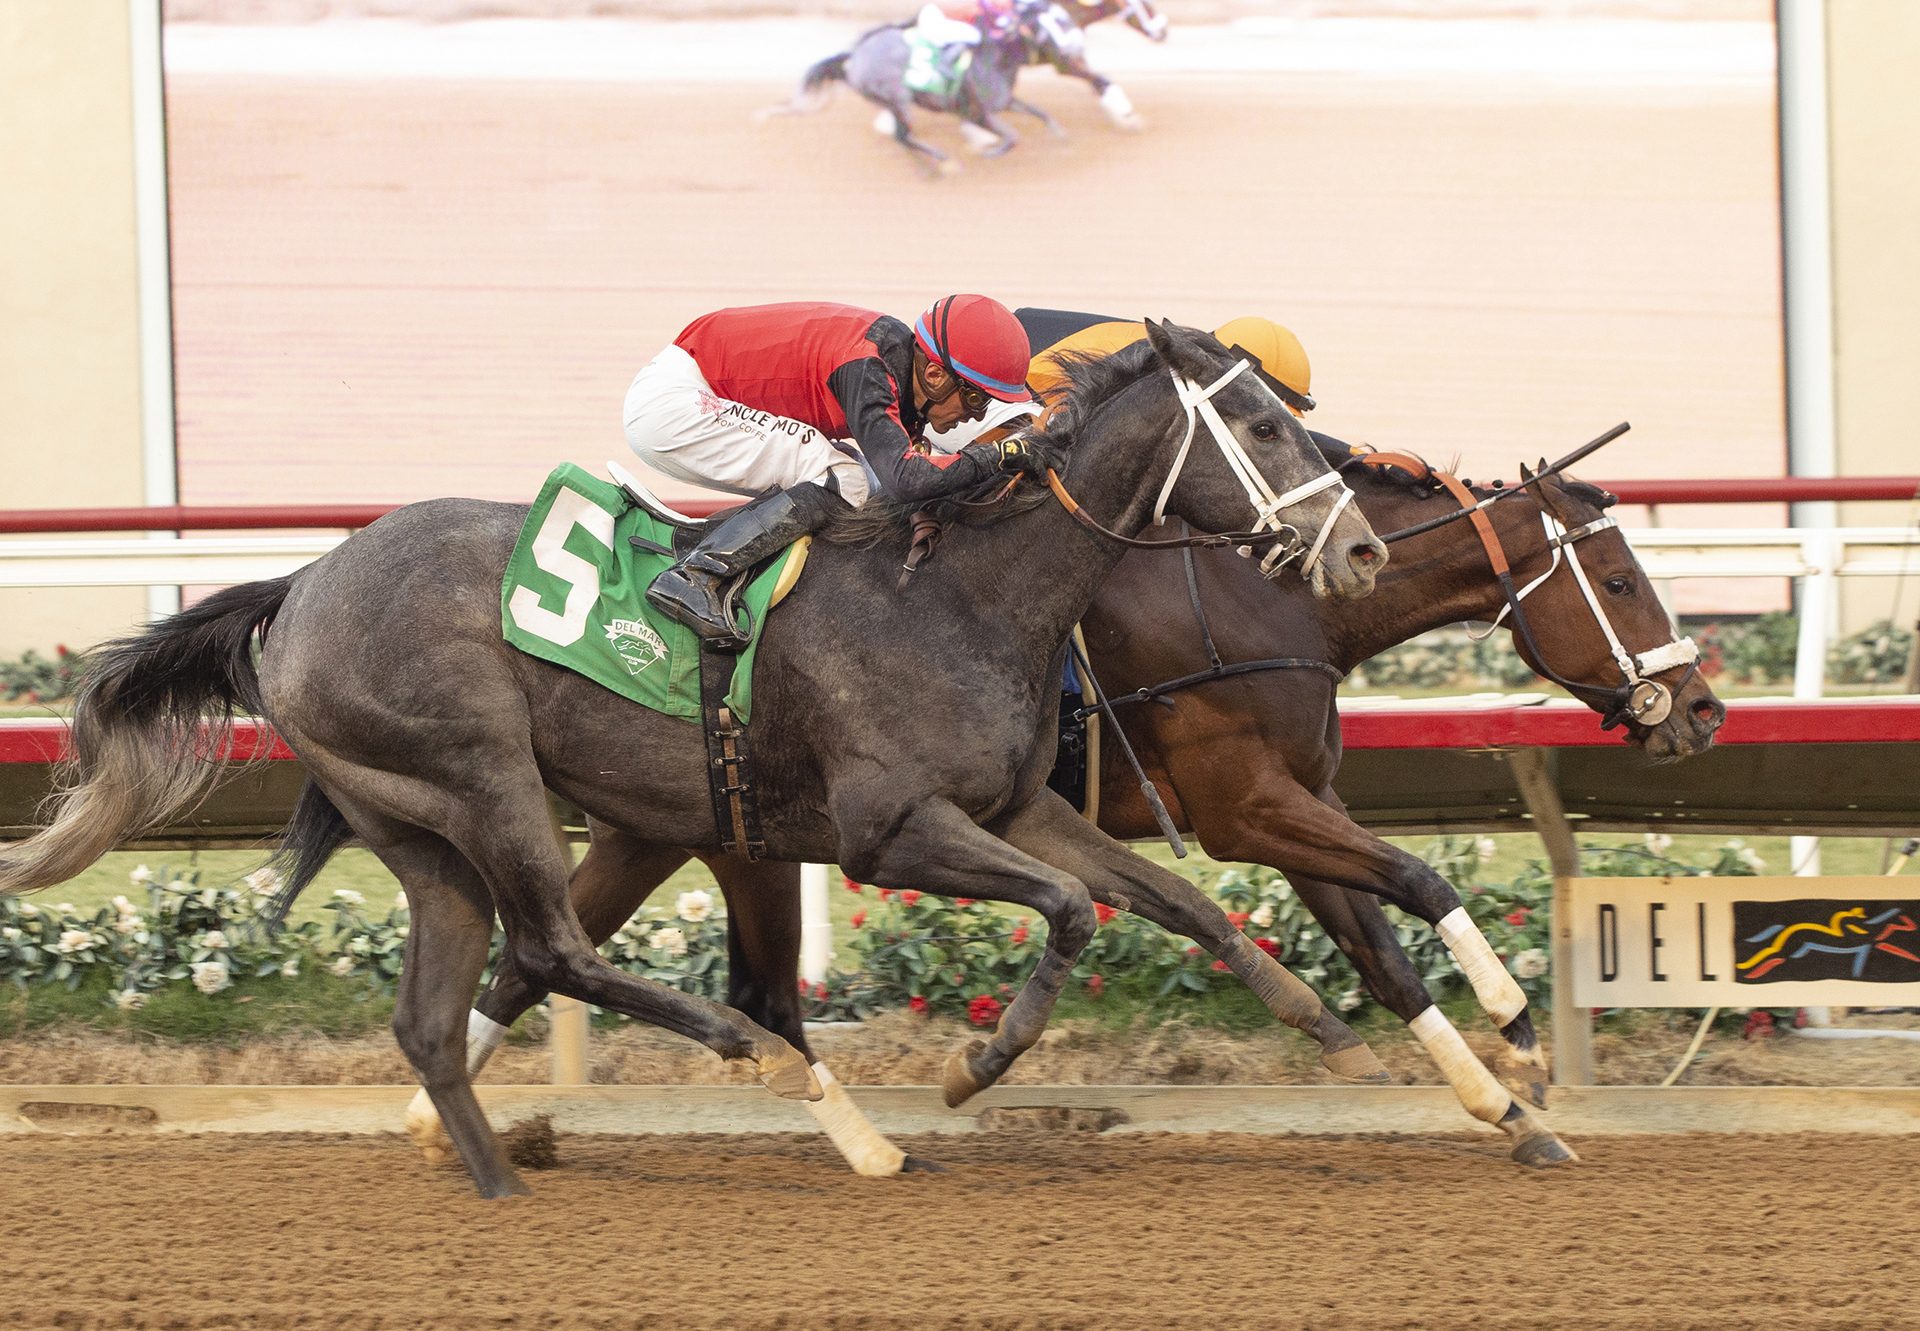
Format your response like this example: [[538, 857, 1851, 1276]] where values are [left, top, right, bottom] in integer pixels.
[[978, 434, 1061, 480]]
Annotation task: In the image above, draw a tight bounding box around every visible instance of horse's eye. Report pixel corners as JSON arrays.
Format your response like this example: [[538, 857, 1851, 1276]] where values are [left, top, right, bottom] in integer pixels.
[[1604, 576, 1633, 596], [1251, 421, 1278, 440]]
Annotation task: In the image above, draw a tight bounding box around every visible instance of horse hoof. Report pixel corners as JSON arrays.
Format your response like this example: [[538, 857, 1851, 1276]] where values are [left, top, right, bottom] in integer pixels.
[[1510, 1130, 1579, 1168], [901, 1155, 948, 1174], [942, 1039, 991, 1108], [1321, 1042, 1393, 1084], [1494, 1047, 1552, 1110], [755, 1045, 824, 1101], [1111, 114, 1145, 132], [474, 1172, 533, 1200], [404, 1088, 457, 1167], [935, 158, 963, 178]]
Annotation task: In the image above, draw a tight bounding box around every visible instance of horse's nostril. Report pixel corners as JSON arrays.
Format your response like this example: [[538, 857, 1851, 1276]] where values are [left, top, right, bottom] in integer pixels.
[[1351, 544, 1380, 567], [1691, 699, 1722, 725]]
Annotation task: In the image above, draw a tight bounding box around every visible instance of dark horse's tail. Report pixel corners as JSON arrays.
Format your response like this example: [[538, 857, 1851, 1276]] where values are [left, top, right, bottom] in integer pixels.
[[0, 577, 291, 896], [761, 51, 850, 117]]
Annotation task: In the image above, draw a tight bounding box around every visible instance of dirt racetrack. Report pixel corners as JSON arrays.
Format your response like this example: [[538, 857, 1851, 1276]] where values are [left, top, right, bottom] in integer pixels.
[[4, 1129, 1913, 1330]]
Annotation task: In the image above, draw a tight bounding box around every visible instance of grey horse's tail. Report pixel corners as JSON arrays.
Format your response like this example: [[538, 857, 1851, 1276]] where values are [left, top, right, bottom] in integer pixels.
[[760, 51, 850, 117], [261, 780, 356, 928], [0, 576, 292, 895]]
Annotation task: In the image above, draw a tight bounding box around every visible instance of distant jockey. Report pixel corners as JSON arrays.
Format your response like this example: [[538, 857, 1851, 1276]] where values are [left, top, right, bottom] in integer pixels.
[[908, 0, 1016, 88], [625, 296, 1041, 651]]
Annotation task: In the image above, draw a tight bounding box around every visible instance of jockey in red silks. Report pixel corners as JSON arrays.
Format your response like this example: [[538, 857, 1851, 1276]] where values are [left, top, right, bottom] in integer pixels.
[[625, 295, 1039, 651]]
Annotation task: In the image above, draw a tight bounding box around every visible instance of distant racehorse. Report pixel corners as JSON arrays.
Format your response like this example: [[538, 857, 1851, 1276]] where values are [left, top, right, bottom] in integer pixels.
[[772, 14, 1063, 172], [1021, 0, 1166, 131]]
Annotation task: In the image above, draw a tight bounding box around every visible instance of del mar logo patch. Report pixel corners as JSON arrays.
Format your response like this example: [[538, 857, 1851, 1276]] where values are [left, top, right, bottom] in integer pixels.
[[604, 617, 668, 677]]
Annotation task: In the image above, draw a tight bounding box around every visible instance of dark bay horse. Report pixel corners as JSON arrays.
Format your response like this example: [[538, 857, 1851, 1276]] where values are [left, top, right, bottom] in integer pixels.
[[416, 451, 1721, 1174], [0, 323, 1386, 1197], [1021, 0, 1166, 131], [777, 14, 1060, 171]]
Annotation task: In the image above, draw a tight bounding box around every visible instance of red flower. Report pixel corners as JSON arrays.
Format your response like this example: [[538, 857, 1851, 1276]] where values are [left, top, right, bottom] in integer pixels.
[[1255, 936, 1281, 957], [796, 979, 810, 994], [850, 910, 867, 929], [1184, 946, 1200, 957], [908, 995, 928, 1015], [1010, 925, 1029, 945], [955, 898, 974, 908], [878, 888, 895, 901], [1085, 974, 1105, 996], [1505, 908, 1531, 926], [1226, 911, 1251, 930], [1093, 902, 1117, 925], [1744, 1010, 1776, 1040], [1211, 959, 1229, 972], [901, 890, 922, 907], [55, 643, 69, 656], [843, 876, 863, 894], [967, 994, 1003, 1027], [812, 982, 828, 1000]]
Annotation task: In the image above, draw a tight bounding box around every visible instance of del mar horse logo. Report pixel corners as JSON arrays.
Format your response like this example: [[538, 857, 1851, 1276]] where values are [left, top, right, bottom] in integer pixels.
[[604, 617, 668, 677], [1734, 899, 1920, 983]]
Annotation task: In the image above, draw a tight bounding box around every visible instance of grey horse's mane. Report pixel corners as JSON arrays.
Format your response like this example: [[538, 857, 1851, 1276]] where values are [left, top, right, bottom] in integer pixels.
[[824, 339, 1171, 548]]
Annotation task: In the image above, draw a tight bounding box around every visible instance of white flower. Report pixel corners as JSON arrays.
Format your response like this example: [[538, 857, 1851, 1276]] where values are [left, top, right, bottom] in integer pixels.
[[56, 929, 93, 954], [55, 903, 76, 915], [1474, 837, 1498, 863], [333, 889, 365, 907], [115, 990, 147, 1011], [129, 864, 154, 885], [245, 867, 281, 896], [650, 926, 689, 958], [190, 960, 231, 995], [113, 915, 144, 936], [203, 930, 230, 950], [1512, 948, 1550, 979], [392, 891, 410, 912], [112, 894, 136, 916], [1, 926, 18, 941], [1336, 989, 1365, 1013], [167, 878, 190, 893], [329, 956, 355, 977], [1249, 903, 1276, 929], [279, 957, 300, 978], [676, 889, 714, 923], [197, 887, 218, 907], [18, 903, 36, 916], [1643, 832, 1673, 855]]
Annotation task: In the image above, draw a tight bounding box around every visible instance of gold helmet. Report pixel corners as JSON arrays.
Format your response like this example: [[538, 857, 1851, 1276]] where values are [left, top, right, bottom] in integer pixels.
[[1213, 316, 1313, 414]]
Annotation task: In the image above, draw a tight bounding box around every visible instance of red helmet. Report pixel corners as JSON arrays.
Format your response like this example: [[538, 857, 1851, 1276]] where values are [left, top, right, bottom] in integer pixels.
[[913, 294, 1031, 402]]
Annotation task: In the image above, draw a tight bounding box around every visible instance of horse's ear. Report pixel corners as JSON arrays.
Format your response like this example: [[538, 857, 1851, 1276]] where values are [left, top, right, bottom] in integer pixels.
[[1518, 461, 1535, 483], [1142, 318, 1220, 383]]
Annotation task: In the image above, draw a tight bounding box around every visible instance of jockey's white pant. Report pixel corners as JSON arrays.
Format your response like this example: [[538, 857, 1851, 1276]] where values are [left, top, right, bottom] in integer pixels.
[[622, 345, 874, 504], [913, 5, 982, 47]]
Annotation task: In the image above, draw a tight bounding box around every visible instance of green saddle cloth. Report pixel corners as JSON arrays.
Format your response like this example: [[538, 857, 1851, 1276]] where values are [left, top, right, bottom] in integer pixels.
[[500, 464, 799, 723], [903, 33, 969, 96]]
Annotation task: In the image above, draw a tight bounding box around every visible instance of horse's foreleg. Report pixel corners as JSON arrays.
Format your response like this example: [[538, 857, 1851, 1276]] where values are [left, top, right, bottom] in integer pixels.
[[839, 793, 1098, 1108], [881, 100, 956, 175], [962, 110, 1018, 157], [712, 857, 938, 1177], [1193, 783, 1552, 1102], [1008, 96, 1065, 139], [1290, 875, 1574, 1166], [996, 791, 1385, 1085]]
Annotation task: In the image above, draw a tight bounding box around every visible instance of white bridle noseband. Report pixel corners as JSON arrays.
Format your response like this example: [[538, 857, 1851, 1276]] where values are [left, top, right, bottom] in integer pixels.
[[1472, 511, 1699, 726], [1153, 361, 1356, 580]]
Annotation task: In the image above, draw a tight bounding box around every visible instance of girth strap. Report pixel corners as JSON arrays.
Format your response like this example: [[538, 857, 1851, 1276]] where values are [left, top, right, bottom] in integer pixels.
[[699, 646, 766, 861]]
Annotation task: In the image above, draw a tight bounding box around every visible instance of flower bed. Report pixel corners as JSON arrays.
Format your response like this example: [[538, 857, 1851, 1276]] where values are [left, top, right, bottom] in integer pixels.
[[1, 838, 1761, 1031]]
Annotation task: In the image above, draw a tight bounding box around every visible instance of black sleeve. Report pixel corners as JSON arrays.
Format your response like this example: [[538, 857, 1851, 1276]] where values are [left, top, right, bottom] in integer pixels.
[[827, 357, 998, 503]]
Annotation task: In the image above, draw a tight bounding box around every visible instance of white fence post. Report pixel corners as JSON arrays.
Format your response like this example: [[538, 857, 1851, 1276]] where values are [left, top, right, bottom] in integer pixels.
[[800, 862, 833, 985], [1791, 532, 1838, 881]]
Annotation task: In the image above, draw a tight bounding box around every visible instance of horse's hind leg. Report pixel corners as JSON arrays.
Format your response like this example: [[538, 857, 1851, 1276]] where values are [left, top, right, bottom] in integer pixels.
[[455, 793, 822, 1103], [1008, 96, 1064, 138], [1290, 875, 1574, 1167], [884, 101, 956, 175], [961, 109, 1018, 157], [987, 790, 1385, 1088], [368, 824, 528, 1198], [713, 855, 934, 1176]]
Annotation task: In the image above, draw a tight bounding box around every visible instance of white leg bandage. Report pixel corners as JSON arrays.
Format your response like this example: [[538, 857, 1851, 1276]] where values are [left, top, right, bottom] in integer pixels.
[[804, 1063, 906, 1178], [1436, 907, 1528, 1027], [1099, 84, 1136, 119], [465, 1009, 509, 1076], [1411, 1005, 1510, 1124]]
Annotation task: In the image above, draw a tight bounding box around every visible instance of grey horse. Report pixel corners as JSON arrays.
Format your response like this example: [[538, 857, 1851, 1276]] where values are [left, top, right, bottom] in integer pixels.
[[0, 322, 1385, 1197], [777, 16, 1061, 171]]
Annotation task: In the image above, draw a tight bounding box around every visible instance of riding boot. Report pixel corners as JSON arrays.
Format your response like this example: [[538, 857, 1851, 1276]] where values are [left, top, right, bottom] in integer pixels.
[[645, 482, 842, 653]]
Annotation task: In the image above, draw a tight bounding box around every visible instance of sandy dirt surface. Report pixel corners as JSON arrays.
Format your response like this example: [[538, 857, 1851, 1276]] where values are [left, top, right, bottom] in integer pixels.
[[2, 1129, 1911, 1330], [6, 1010, 1916, 1087], [160, 27, 1783, 608]]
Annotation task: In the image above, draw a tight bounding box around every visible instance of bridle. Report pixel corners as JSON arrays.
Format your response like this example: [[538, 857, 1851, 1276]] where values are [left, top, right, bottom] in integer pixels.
[[1384, 449, 1700, 732], [1042, 360, 1357, 582]]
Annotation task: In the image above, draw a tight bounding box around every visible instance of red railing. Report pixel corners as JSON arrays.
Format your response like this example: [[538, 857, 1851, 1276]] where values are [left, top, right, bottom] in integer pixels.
[[2, 478, 1914, 536]]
